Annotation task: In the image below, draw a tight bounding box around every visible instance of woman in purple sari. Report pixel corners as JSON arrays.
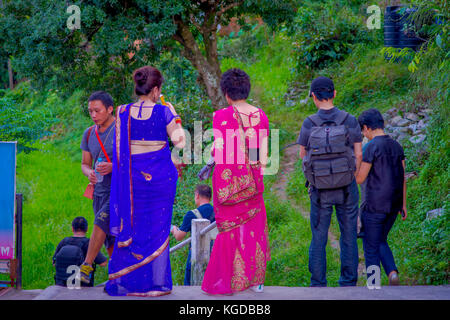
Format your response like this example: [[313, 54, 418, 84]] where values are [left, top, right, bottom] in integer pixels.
[[105, 66, 185, 297]]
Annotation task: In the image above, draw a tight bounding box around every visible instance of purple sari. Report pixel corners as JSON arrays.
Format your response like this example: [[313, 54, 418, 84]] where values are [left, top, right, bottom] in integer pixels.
[[105, 103, 178, 297]]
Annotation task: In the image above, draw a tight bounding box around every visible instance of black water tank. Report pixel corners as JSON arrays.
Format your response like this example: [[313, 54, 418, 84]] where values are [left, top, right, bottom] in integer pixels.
[[384, 6, 425, 51], [384, 5, 403, 48]]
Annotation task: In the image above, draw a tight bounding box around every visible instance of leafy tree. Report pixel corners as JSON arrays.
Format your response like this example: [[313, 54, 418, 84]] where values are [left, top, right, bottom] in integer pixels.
[[0, 0, 298, 108]]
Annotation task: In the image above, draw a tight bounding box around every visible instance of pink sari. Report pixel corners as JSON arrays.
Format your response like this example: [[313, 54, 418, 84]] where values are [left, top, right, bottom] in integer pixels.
[[201, 106, 271, 294]]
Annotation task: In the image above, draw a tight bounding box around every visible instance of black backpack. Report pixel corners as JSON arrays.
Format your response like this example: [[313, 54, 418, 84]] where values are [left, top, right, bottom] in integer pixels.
[[54, 239, 86, 286], [302, 110, 355, 190]]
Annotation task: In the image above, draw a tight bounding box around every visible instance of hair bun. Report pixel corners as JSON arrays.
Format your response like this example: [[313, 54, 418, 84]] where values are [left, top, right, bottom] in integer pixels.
[[132, 66, 164, 96], [135, 71, 147, 85]]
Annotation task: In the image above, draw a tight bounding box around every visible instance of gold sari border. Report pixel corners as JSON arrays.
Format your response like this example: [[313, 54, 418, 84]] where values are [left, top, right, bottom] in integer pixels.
[[108, 236, 170, 280], [131, 140, 166, 146], [217, 208, 261, 233], [126, 290, 172, 297]]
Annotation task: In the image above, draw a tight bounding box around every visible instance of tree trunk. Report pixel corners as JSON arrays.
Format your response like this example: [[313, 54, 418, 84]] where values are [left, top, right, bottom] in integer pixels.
[[7, 58, 14, 90], [173, 18, 227, 110]]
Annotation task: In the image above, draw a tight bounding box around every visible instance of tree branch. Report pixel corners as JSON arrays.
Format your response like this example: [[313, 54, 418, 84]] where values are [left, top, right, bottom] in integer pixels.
[[214, 0, 243, 25]]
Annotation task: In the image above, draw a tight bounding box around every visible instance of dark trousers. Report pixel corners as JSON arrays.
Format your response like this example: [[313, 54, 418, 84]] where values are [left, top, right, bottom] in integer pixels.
[[308, 179, 359, 287], [184, 248, 192, 286], [361, 210, 398, 277]]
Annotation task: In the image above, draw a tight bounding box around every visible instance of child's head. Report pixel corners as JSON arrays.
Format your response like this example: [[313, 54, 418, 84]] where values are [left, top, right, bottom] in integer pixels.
[[87, 91, 114, 126], [358, 108, 385, 140], [309, 76, 336, 107], [194, 184, 212, 206], [72, 216, 88, 234], [220, 68, 251, 104]]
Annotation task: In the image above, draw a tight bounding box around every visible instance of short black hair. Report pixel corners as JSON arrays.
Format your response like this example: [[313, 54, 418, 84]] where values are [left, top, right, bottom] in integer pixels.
[[311, 90, 335, 101], [358, 108, 385, 130], [195, 184, 212, 200], [220, 68, 251, 101], [72, 216, 88, 233], [88, 91, 114, 109]]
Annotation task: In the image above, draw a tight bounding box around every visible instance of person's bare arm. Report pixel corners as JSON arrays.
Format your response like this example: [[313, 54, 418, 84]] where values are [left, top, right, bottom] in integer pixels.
[[356, 161, 372, 184], [353, 142, 363, 177], [299, 145, 307, 160], [99, 261, 108, 267], [166, 102, 186, 149], [81, 150, 97, 184], [171, 226, 187, 241]]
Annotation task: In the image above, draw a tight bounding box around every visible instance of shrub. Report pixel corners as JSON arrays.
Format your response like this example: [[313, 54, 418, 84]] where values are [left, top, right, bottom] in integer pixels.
[[290, 2, 374, 71]]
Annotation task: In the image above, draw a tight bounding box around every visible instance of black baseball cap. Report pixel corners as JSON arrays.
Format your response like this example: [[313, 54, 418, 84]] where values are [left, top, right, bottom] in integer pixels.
[[309, 76, 335, 97]]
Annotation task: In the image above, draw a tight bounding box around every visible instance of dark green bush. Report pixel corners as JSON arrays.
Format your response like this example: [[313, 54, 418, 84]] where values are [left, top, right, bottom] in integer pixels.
[[290, 2, 375, 71]]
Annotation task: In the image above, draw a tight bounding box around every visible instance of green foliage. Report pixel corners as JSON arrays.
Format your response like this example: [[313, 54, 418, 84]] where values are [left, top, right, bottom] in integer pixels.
[[0, 83, 57, 152], [0, 0, 298, 106], [218, 24, 270, 64], [322, 44, 410, 114], [290, 1, 376, 71]]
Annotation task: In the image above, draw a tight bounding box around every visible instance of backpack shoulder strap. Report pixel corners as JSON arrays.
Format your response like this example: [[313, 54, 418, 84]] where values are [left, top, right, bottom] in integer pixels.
[[335, 110, 349, 126], [192, 208, 202, 219], [307, 114, 324, 127]]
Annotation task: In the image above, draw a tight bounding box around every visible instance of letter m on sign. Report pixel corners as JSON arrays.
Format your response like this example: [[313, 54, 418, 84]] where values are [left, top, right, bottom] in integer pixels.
[[0, 142, 17, 260]]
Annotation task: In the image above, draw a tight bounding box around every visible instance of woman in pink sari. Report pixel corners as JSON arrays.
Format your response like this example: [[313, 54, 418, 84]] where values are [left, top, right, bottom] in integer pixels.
[[202, 68, 270, 295]]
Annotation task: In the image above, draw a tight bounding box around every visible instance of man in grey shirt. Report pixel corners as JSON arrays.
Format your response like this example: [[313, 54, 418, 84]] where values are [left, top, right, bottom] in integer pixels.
[[79, 91, 115, 284], [298, 77, 363, 287]]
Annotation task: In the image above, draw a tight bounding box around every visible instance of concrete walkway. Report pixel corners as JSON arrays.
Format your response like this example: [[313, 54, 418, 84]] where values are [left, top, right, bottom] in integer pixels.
[[1, 285, 449, 300]]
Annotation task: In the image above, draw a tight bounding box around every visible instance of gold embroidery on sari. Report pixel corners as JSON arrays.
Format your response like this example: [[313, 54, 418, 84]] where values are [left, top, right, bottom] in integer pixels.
[[251, 241, 266, 285], [109, 237, 169, 280], [221, 169, 232, 181], [217, 208, 261, 233], [217, 174, 254, 203], [221, 121, 227, 126], [141, 171, 152, 181], [231, 249, 249, 292]]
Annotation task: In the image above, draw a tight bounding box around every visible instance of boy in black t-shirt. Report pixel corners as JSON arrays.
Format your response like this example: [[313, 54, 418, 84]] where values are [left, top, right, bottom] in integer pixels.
[[171, 185, 215, 285], [356, 108, 407, 286], [53, 217, 107, 287]]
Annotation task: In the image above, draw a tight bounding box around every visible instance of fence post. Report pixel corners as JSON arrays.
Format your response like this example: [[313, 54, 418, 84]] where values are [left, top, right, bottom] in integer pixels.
[[190, 219, 211, 286]]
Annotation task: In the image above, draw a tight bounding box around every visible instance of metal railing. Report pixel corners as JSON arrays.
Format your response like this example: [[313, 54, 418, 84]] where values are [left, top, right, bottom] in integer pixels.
[[169, 219, 217, 285]]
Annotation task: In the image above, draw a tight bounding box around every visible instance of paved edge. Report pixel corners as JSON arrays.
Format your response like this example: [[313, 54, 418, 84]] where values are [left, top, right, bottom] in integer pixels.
[[2, 285, 443, 300]]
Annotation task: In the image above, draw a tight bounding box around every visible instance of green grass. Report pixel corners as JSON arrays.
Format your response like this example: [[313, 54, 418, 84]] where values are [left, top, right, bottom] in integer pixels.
[[16, 144, 100, 289]]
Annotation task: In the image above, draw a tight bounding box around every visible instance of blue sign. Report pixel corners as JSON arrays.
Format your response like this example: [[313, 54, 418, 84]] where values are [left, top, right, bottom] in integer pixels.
[[0, 142, 16, 260]]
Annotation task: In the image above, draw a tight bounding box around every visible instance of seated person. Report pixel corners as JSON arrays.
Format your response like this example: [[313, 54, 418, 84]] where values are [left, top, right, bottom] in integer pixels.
[[356, 108, 407, 286], [171, 184, 216, 285], [53, 216, 107, 287]]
